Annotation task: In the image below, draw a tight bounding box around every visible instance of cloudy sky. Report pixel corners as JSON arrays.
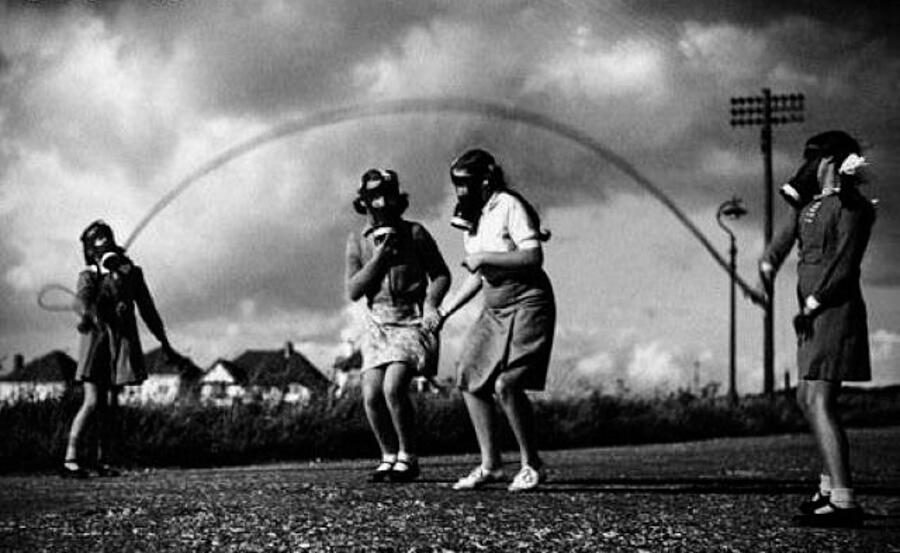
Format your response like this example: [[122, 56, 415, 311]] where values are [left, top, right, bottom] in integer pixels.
[[1, 0, 898, 395]]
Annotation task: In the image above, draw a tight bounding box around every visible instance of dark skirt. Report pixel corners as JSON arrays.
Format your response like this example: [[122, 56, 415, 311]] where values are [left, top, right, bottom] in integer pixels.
[[456, 275, 555, 394], [797, 286, 871, 382], [75, 324, 147, 387]]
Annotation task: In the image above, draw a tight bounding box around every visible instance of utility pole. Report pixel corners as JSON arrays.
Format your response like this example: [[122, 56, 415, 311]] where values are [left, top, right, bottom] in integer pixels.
[[729, 88, 804, 396]]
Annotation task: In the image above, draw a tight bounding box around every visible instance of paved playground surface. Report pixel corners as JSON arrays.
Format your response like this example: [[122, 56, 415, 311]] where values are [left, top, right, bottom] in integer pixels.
[[2, 427, 899, 552]]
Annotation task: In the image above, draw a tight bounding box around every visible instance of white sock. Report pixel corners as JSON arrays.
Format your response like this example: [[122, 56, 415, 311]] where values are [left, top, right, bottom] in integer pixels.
[[818, 474, 832, 496], [381, 453, 397, 464], [829, 487, 858, 509], [397, 451, 416, 463]]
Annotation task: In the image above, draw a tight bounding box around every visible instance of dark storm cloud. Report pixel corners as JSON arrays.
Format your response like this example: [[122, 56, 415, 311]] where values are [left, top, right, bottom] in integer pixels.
[[630, 0, 899, 42], [2, 0, 898, 378]]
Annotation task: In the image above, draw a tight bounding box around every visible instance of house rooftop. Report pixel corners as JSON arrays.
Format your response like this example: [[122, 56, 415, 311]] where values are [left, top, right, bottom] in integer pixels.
[[0, 351, 76, 383], [204, 358, 249, 384], [144, 347, 203, 379], [232, 343, 330, 391]]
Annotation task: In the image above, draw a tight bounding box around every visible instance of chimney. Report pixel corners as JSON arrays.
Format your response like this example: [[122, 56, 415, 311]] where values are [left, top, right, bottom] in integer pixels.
[[13, 353, 24, 374], [283, 341, 294, 359]]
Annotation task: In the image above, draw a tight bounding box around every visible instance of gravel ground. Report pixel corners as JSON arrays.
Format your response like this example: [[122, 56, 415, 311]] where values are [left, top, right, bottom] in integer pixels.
[[2, 427, 899, 552]]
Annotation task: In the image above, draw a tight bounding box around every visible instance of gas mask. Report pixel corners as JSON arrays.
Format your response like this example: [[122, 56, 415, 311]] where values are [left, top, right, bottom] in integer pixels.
[[353, 169, 408, 243], [80, 220, 116, 266], [449, 149, 497, 233], [780, 152, 827, 209], [449, 172, 487, 233], [780, 131, 860, 209]]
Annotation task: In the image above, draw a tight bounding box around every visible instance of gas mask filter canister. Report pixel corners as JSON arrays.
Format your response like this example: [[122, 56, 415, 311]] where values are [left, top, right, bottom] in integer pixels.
[[449, 170, 487, 233]]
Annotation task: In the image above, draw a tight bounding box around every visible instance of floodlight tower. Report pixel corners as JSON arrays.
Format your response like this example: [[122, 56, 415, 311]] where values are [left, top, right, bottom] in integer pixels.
[[729, 88, 804, 396]]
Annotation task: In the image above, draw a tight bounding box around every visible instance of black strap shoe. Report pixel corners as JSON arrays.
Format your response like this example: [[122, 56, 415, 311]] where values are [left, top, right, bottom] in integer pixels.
[[388, 458, 420, 482], [369, 461, 394, 483], [792, 502, 864, 528], [798, 491, 830, 514], [60, 460, 89, 479]]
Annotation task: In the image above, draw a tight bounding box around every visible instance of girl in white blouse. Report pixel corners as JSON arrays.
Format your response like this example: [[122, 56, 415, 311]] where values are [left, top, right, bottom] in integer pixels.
[[436, 149, 556, 492]]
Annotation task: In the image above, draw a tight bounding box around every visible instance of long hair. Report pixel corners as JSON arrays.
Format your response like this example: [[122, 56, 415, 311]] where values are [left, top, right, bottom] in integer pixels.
[[453, 148, 550, 241]]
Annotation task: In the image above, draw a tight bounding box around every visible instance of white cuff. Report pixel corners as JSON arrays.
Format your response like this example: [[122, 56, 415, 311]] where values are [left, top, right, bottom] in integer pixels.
[[805, 295, 821, 312], [839, 153, 868, 175], [780, 184, 800, 201]]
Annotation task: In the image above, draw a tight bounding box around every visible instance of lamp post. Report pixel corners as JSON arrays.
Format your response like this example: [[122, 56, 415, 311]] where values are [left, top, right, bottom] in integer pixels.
[[717, 196, 748, 405]]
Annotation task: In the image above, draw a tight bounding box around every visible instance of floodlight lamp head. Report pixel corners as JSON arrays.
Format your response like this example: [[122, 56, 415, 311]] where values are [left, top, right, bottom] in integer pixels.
[[720, 198, 747, 219]]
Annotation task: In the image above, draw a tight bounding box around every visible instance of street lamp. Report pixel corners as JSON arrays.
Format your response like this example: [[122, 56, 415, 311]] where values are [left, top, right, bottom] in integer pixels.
[[717, 197, 748, 405]]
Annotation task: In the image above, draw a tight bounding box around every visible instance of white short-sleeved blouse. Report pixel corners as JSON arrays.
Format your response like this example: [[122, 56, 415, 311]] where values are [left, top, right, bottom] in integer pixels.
[[463, 191, 541, 254]]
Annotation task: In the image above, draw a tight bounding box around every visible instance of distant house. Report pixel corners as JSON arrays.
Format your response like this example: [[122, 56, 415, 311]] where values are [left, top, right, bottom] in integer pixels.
[[234, 342, 331, 405], [0, 352, 75, 402], [332, 348, 362, 399], [120, 348, 203, 404], [329, 346, 444, 398], [199, 359, 249, 406], [198, 342, 331, 406]]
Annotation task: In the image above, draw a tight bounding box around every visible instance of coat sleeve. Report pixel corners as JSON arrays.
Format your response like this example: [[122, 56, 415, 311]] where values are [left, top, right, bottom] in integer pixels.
[[132, 266, 168, 345], [74, 270, 99, 319], [411, 223, 451, 307], [760, 210, 799, 273], [412, 224, 451, 282], [810, 203, 874, 307]]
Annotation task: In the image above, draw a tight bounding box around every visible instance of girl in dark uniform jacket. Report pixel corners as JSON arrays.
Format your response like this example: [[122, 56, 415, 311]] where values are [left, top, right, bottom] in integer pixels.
[[759, 131, 876, 527], [62, 220, 174, 478]]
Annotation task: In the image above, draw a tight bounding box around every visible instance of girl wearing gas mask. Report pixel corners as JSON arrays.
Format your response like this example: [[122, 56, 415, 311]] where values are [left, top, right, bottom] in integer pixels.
[[62, 220, 175, 478], [759, 131, 876, 527], [436, 149, 555, 492], [345, 169, 451, 482]]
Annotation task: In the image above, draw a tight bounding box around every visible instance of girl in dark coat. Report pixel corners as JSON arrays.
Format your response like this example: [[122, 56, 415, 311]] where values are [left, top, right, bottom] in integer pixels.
[[759, 131, 876, 527], [62, 220, 174, 478]]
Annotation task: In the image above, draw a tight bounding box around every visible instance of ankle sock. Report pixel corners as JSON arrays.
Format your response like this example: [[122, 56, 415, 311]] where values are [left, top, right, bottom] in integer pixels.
[[396, 452, 416, 464], [829, 487, 858, 509], [63, 460, 80, 471], [818, 474, 832, 497], [381, 453, 397, 464]]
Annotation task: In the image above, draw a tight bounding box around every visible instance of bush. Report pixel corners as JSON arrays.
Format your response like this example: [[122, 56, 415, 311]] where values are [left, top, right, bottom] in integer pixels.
[[1, 386, 898, 473]]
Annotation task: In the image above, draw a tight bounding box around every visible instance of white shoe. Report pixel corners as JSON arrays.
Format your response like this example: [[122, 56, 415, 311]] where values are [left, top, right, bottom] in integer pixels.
[[507, 464, 546, 492], [452, 466, 505, 490]]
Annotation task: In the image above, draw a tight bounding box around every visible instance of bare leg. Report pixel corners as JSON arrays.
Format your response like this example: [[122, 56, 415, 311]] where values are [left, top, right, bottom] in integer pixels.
[[361, 368, 397, 457], [96, 387, 118, 465], [65, 382, 100, 463], [801, 380, 851, 489], [462, 390, 502, 470], [494, 375, 541, 468], [797, 382, 828, 486], [382, 362, 416, 456]]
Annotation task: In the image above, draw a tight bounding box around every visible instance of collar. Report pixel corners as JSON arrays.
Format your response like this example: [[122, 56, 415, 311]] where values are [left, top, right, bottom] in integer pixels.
[[814, 187, 841, 200], [483, 190, 502, 214], [362, 219, 404, 237]]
